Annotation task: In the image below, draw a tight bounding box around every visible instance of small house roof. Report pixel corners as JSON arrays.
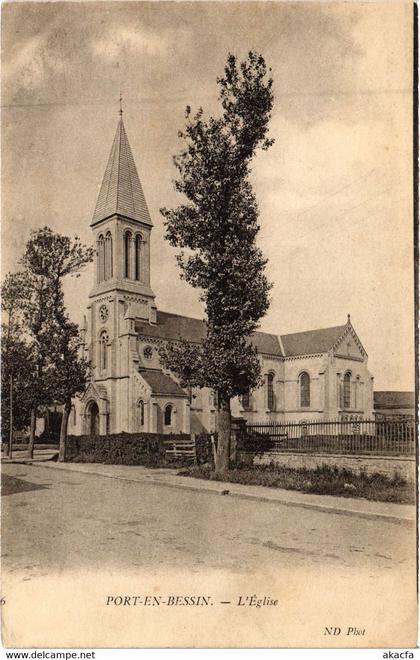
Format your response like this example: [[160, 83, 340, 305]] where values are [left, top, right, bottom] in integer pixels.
[[374, 391, 415, 410]]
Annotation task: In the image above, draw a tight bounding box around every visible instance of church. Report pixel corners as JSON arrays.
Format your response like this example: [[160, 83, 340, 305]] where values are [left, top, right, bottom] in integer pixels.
[[69, 116, 374, 437]]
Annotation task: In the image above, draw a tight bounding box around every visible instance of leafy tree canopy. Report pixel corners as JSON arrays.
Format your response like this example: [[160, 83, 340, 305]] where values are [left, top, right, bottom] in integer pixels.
[[1, 227, 94, 450], [19, 227, 94, 405], [160, 51, 274, 402]]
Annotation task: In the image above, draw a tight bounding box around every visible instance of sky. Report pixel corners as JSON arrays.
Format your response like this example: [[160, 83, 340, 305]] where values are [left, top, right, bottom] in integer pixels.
[[2, 1, 415, 390]]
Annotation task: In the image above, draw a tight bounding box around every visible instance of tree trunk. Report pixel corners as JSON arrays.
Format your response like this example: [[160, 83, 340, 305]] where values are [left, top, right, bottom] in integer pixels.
[[59, 399, 71, 463], [5, 318, 13, 459], [4, 425, 11, 459], [215, 394, 231, 476], [8, 374, 13, 459], [26, 407, 36, 459]]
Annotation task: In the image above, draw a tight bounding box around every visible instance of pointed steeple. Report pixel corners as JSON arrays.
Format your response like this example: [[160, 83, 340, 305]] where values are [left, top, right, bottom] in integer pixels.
[[91, 118, 152, 227]]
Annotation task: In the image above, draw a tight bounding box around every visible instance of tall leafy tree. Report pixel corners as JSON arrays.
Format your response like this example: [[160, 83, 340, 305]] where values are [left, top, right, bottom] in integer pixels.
[[19, 268, 59, 458], [160, 51, 274, 474], [1, 273, 33, 456], [20, 227, 94, 460], [48, 305, 90, 462]]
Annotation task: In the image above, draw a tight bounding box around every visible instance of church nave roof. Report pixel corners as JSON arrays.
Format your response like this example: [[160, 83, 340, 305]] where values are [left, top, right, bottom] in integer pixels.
[[136, 310, 282, 357], [136, 311, 359, 359]]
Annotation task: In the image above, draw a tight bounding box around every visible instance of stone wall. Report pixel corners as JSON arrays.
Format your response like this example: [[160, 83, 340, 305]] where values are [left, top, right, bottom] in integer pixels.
[[243, 451, 416, 482]]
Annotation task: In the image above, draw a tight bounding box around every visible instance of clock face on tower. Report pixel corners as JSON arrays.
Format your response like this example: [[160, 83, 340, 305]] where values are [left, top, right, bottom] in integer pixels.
[[98, 304, 109, 323]]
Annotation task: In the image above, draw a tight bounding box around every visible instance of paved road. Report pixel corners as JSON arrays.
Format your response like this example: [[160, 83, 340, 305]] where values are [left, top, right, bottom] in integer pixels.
[[1, 461, 416, 581]]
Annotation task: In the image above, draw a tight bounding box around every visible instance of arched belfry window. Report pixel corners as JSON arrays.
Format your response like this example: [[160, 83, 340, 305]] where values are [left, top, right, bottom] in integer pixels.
[[135, 235, 142, 281], [266, 373, 275, 411], [164, 404, 173, 426], [300, 372, 310, 408], [97, 234, 105, 283], [124, 231, 132, 279], [105, 231, 113, 280], [343, 372, 352, 409], [99, 331, 109, 371]]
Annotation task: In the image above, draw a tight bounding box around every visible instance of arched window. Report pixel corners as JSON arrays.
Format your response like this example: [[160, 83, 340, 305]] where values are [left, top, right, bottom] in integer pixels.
[[137, 400, 145, 427], [135, 235, 142, 281], [241, 390, 250, 410], [99, 331, 109, 371], [266, 373, 275, 411], [124, 231, 132, 278], [97, 234, 105, 283], [105, 231, 113, 280], [343, 372, 352, 409], [164, 404, 173, 426], [300, 372, 310, 408]]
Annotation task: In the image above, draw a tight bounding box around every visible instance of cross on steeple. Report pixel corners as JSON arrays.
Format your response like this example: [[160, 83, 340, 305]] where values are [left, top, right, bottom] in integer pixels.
[[119, 92, 123, 117]]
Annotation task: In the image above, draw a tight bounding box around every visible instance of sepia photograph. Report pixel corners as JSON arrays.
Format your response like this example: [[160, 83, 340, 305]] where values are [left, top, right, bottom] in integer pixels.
[[1, 0, 417, 650]]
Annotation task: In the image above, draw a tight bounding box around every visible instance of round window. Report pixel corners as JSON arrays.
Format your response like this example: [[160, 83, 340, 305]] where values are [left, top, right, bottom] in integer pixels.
[[98, 304, 109, 323], [143, 346, 153, 360]]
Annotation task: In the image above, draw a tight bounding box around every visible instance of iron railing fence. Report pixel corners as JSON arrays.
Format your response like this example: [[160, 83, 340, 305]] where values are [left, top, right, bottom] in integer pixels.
[[241, 418, 416, 456]]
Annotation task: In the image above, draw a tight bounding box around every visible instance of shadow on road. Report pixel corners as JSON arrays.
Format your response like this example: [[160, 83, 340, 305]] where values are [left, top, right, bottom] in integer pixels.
[[1, 474, 51, 497]]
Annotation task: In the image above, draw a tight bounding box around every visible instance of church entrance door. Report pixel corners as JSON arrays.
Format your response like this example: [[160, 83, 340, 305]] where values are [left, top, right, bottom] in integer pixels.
[[88, 401, 100, 437]]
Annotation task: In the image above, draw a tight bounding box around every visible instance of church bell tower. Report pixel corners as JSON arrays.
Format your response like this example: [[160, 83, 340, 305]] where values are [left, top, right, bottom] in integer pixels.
[[86, 109, 157, 389]]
